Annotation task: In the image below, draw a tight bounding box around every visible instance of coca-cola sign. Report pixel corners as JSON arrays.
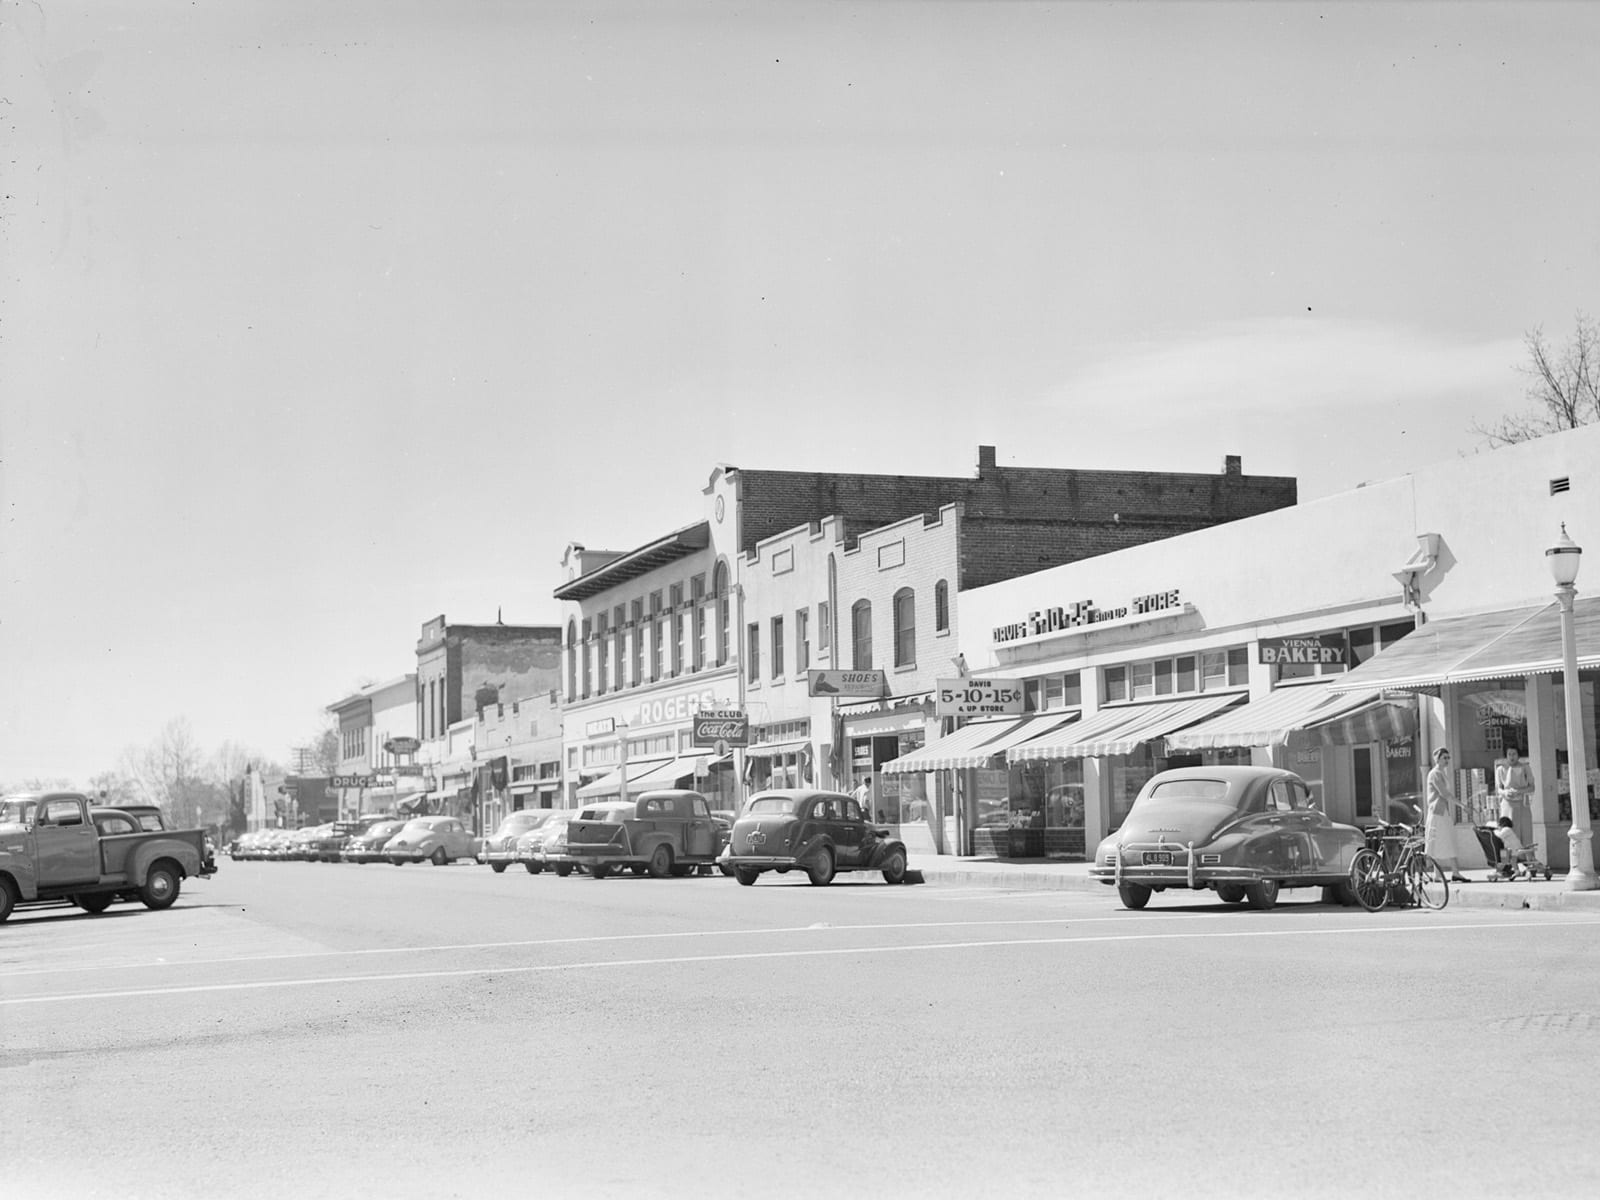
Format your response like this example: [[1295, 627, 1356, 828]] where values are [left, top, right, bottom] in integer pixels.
[[692, 709, 749, 747]]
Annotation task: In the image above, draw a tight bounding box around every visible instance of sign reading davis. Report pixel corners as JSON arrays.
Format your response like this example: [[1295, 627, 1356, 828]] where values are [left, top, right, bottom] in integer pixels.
[[1257, 634, 1348, 666], [936, 677, 1025, 718], [692, 709, 749, 748], [807, 669, 888, 698]]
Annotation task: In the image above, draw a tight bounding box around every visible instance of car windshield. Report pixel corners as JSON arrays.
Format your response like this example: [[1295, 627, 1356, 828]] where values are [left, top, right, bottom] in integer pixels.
[[749, 797, 798, 815]]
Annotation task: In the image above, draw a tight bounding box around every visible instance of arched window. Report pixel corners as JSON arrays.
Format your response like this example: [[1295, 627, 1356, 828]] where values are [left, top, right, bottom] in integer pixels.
[[714, 561, 731, 665], [893, 588, 916, 668], [934, 580, 949, 633], [852, 600, 873, 670]]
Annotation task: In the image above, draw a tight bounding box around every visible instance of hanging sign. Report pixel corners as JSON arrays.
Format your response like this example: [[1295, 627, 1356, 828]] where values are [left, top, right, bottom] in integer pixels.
[[936, 677, 1025, 717], [807, 669, 888, 698], [692, 709, 749, 747]]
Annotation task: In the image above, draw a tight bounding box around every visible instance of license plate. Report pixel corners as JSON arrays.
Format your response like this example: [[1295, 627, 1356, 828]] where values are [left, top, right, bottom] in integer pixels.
[[1142, 851, 1173, 866]]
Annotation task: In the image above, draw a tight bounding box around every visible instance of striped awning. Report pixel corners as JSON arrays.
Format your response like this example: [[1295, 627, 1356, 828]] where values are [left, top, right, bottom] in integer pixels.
[[1307, 697, 1418, 745], [1009, 693, 1242, 760], [1332, 599, 1600, 691], [1167, 684, 1395, 751], [743, 739, 812, 759], [880, 717, 1027, 773], [629, 754, 713, 788], [575, 757, 672, 799]]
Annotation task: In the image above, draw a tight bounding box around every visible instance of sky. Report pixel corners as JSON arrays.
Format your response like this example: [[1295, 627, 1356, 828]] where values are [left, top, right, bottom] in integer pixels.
[[4, 0, 1599, 786]]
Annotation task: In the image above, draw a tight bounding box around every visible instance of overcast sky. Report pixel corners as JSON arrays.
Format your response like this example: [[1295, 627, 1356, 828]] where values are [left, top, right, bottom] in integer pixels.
[[4, 1, 1598, 785]]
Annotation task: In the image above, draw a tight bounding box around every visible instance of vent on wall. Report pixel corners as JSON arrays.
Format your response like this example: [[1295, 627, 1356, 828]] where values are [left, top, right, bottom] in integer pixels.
[[1551, 477, 1571, 495]]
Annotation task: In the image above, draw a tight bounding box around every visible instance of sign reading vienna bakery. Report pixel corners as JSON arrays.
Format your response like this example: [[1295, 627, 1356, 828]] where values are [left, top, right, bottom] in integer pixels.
[[692, 709, 749, 748], [1258, 634, 1347, 666]]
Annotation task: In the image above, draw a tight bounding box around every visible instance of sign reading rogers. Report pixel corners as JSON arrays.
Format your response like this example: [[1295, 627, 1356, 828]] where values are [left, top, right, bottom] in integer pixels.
[[692, 709, 749, 747]]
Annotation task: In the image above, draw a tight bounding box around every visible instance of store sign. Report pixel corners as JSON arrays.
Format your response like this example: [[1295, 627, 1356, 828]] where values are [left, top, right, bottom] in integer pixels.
[[936, 677, 1025, 717], [992, 589, 1183, 644], [808, 669, 888, 698], [1258, 635, 1347, 666], [635, 687, 730, 728], [585, 717, 616, 737], [692, 709, 750, 748], [332, 774, 391, 789], [385, 736, 421, 756]]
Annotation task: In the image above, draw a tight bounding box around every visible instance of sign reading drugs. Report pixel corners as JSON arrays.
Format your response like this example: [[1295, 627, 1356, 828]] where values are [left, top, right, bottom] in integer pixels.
[[692, 709, 749, 748], [1258, 634, 1347, 666], [807, 669, 888, 698], [936, 677, 1025, 718]]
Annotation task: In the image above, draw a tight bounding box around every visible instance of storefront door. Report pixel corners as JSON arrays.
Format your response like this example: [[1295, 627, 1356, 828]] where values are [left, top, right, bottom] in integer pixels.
[[1351, 745, 1380, 826]]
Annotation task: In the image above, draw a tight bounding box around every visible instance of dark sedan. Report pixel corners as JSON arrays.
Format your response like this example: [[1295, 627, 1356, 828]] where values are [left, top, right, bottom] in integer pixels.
[[1089, 765, 1366, 911], [723, 789, 909, 887]]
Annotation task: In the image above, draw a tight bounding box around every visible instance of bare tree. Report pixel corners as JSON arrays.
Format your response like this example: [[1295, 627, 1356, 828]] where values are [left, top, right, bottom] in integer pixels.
[[1474, 312, 1600, 446]]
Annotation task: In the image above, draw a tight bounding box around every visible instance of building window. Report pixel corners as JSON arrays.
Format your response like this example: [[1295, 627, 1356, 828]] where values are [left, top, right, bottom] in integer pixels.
[[581, 643, 592, 699], [747, 622, 761, 683], [691, 574, 705, 601], [819, 601, 831, 652], [934, 580, 949, 633], [613, 604, 625, 630], [630, 598, 642, 625], [650, 590, 663, 615], [566, 620, 577, 701], [772, 615, 785, 679], [693, 606, 706, 671], [1104, 666, 1127, 703], [669, 582, 683, 608], [597, 637, 609, 695], [796, 607, 809, 671], [672, 612, 685, 675], [852, 600, 873, 670], [714, 562, 731, 665], [893, 588, 915, 667], [631, 626, 643, 686], [613, 629, 624, 691], [653, 617, 666, 680]]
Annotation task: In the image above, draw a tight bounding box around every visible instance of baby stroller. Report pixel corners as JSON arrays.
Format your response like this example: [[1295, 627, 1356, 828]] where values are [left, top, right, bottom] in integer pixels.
[[1489, 826, 1553, 882]]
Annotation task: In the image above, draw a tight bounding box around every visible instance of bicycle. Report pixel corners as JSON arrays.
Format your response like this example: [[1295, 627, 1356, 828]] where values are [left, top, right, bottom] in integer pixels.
[[1349, 821, 1449, 911]]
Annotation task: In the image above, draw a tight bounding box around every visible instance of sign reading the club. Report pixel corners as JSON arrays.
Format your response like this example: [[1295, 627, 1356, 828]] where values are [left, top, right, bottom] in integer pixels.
[[936, 677, 1025, 717], [807, 669, 888, 698], [1257, 634, 1347, 666], [692, 709, 749, 748]]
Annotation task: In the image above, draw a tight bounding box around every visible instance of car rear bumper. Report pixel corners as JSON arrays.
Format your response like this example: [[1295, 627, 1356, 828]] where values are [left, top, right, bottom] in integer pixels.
[[481, 849, 520, 865], [724, 854, 803, 870]]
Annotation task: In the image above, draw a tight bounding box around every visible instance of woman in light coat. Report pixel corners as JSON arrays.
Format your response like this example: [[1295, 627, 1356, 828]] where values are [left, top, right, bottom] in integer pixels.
[[1425, 747, 1470, 883]]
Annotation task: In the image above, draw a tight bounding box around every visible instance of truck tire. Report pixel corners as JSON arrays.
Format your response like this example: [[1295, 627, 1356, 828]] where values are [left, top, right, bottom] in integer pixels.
[[0, 876, 16, 923], [647, 845, 673, 879], [141, 862, 181, 910], [590, 863, 610, 879], [76, 893, 115, 914]]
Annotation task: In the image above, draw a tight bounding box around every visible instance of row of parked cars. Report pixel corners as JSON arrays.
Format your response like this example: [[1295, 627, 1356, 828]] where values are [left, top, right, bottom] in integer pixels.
[[229, 789, 915, 886]]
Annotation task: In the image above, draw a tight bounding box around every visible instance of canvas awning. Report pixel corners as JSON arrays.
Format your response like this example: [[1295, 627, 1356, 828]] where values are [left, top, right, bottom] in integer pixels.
[[575, 757, 672, 799], [629, 754, 713, 788], [1309, 697, 1419, 745], [1331, 599, 1600, 692], [880, 717, 1027, 774], [743, 740, 812, 759], [1166, 684, 1407, 751], [1009, 693, 1242, 760]]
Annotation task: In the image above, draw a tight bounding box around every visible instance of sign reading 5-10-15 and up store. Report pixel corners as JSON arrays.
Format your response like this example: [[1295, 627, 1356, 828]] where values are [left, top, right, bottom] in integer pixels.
[[936, 677, 1025, 717]]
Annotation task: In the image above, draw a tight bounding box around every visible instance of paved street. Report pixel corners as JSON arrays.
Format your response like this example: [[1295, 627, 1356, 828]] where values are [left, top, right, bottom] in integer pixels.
[[5, 860, 1600, 1200]]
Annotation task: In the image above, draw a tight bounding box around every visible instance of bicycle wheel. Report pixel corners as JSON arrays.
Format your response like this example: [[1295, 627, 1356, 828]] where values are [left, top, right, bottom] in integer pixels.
[[1349, 848, 1388, 912], [1408, 855, 1449, 910]]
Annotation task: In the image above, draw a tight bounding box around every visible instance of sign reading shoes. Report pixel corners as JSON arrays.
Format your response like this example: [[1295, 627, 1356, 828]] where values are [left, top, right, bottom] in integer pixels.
[[807, 670, 888, 698], [936, 677, 1025, 718]]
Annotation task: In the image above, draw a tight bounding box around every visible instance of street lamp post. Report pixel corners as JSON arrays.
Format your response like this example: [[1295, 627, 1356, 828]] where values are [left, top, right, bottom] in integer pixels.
[[1547, 524, 1597, 891]]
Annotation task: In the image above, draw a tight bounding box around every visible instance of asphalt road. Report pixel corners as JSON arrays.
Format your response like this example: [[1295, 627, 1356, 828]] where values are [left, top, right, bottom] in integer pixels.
[[5, 858, 1600, 1200]]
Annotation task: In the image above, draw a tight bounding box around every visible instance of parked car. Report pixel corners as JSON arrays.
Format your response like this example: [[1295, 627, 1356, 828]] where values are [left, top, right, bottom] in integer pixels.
[[342, 818, 407, 863], [723, 789, 910, 886], [567, 791, 729, 879], [286, 823, 335, 861], [385, 816, 477, 865], [305, 814, 395, 863], [1088, 765, 1368, 911], [481, 810, 559, 873], [517, 811, 578, 875]]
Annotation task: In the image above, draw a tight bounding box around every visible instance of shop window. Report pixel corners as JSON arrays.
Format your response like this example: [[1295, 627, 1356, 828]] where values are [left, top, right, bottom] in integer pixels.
[[796, 608, 809, 671], [893, 588, 915, 667], [771, 615, 785, 679], [852, 600, 873, 670], [934, 580, 949, 633], [747, 623, 761, 683]]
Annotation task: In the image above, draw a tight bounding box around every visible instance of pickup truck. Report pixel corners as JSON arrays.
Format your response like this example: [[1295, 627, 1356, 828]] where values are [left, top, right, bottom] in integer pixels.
[[0, 791, 216, 922], [567, 789, 728, 879]]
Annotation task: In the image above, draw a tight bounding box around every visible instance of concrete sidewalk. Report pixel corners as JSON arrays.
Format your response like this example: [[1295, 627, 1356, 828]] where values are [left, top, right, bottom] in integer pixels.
[[912, 855, 1600, 911]]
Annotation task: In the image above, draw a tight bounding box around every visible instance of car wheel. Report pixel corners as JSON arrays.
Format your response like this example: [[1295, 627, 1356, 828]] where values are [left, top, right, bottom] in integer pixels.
[[591, 864, 610, 879], [0, 876, 16, 923], [735, 866, 760, 887], [806, 847, 836, 886], [1117, 882, 1152, 910], [1349, 848, 1387, 911], [430, 848, 448, 866], [490, 863, 508, 874], [141, 862, 181, 910], [719, 862, 735, 877], [555, 863, 573, 877], [647, 845, 673, 879], [1216, 884, 1246, 904], [880, 848, 908, 885], [1244, 879, 1279, 911], [76, 893, 115, 914], [524, 862, 544, 875], [1324, 881, 1357, 906], [630, 863, 648, 876]]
